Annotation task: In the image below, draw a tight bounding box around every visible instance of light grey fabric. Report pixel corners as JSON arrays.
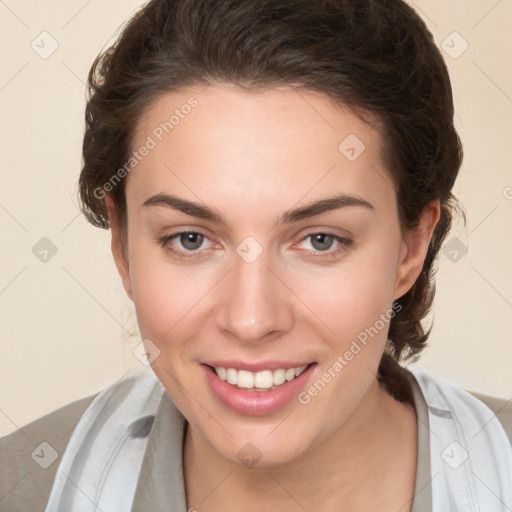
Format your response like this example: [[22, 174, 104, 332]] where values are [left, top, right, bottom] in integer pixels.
[[467, 390, 512, 440], [1, 371, 510, 512], [130, 390, 188, 512], [129, 369, 433, 512], [0, 393, 99, 512], [408, 369, 433, 512]]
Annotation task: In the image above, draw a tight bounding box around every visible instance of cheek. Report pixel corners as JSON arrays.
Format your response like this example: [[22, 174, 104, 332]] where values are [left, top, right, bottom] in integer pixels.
[[129, 261, 206, 403], [128, 244, 202, 345], [295, 246, 399, 344]]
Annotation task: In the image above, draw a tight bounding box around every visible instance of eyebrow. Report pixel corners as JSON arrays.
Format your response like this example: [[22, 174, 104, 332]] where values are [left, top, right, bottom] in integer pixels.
[[142, 192, 375, 225]]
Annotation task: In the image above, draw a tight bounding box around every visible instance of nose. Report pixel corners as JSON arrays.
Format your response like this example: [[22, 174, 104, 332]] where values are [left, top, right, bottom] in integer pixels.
[[215, 246, 295, 344]]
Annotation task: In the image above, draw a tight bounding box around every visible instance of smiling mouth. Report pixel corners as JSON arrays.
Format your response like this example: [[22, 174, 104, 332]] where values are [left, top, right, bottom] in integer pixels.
[[204, 363, 315, 391]]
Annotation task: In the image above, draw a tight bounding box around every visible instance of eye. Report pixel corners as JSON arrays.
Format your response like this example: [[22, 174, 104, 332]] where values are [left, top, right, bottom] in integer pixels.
[[157, 230, 213, 260], [156, 230, 353, 261], [295, 232, 353, 259]]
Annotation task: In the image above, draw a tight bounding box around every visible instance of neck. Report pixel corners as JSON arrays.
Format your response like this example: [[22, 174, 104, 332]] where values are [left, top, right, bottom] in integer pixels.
[[183, 377, 418, 511]]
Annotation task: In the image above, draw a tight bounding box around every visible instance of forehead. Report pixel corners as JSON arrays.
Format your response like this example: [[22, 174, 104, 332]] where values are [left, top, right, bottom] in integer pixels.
[[126, 83, 394, 213]]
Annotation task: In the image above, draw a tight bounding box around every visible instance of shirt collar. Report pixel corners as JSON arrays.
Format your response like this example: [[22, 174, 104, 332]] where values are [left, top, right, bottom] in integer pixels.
[[407, 369, 433, 512], [130, 389, 188, 512], [130, 370, 432, 512]]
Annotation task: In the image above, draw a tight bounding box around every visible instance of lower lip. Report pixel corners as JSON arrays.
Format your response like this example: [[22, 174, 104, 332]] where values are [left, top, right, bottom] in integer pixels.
[[200, 363, 317, 416]]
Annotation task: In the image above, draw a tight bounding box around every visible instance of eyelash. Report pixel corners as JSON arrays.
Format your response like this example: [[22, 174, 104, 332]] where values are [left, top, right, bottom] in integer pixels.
[[156, 230, 353, 261]]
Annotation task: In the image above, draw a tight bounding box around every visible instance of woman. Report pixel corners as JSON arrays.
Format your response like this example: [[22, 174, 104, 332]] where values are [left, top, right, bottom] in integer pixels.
[[1, 0, 511, 511]]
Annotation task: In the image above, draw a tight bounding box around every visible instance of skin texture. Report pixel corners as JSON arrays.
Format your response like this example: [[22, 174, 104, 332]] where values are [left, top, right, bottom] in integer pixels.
[[106, 82, 440, 511]]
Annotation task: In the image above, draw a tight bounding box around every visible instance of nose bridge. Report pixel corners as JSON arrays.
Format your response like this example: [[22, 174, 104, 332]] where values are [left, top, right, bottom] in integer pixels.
[[216, 246, 294, 342]]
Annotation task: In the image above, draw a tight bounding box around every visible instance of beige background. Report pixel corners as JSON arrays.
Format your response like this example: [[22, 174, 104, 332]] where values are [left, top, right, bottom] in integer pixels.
[[1, 0, 511, 436]]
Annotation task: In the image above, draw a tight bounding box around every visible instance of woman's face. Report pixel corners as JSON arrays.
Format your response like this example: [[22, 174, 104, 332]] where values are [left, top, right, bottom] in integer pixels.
[[108, 83, 437, 466]]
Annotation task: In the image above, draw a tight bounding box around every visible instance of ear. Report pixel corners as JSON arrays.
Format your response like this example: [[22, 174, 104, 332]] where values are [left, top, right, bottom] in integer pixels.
[[105, 194, 134, 302], [393, 200, 441, 300]]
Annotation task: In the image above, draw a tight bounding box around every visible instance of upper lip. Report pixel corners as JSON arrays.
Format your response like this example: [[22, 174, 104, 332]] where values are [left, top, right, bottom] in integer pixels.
[[202, 360, 314, 372]]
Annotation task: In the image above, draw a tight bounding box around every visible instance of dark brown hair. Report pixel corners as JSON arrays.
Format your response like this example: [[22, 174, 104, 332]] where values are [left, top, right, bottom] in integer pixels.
[[78, 0, 465, 403]]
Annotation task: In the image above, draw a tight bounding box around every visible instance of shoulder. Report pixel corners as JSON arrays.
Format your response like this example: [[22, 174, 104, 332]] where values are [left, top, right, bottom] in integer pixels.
[[464, 389, 512, 445], [408, 367, 512, 507], [0, 392, 99, 512], [0, 368, 160, 512], [408, 366, 512, 446]]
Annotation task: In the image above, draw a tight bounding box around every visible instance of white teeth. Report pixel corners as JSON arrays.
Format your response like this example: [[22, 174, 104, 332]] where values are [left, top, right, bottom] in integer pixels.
[[273, 369, 286, 386], [295, 365, 307, 377], [237, 370, 254, 389], [254, 370, 274, 388], [226, 368, 238, 385], [216, 367, 227, 380], [213, 364, 310, 390]]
